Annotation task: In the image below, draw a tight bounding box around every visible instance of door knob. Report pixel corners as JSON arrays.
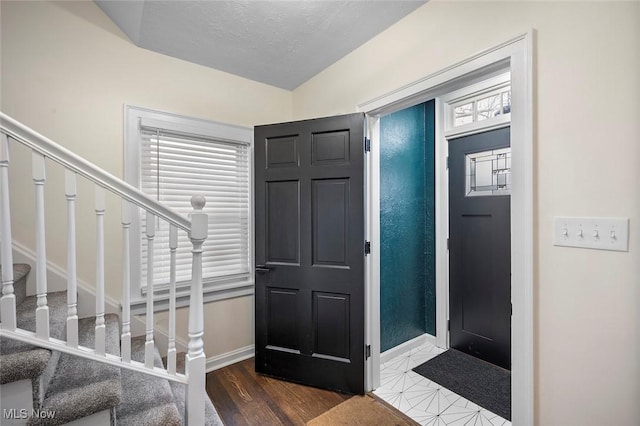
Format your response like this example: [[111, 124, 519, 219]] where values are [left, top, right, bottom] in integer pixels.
[[255, 265, 271, 273]]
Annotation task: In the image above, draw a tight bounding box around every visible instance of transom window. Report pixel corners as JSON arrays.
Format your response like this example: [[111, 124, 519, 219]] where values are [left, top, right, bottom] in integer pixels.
[[453, 86, 511, 127], [442, 72, 512, 137]]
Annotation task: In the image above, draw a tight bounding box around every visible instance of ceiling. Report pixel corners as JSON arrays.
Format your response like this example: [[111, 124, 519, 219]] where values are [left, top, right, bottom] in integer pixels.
[[95, 0, 426, 90]]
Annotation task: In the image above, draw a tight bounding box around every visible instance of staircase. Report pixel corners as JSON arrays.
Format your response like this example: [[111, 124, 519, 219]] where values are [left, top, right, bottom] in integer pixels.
[[0, 113, 223, 425]]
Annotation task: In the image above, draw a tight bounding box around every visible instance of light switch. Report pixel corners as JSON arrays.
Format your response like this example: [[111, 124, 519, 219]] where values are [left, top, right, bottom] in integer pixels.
[[553, 217, 629, 252]]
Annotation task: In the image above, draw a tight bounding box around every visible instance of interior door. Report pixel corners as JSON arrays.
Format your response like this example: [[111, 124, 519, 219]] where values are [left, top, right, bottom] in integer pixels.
[[254, 113, 366, 394], [448, 127, 511, 370]]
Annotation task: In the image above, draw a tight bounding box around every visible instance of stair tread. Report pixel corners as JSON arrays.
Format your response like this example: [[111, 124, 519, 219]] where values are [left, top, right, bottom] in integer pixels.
[[29, 314, 121, 426], [0, 348, 51, 384], [0, 263, 31, 283], [0, 290, 67, 385], [116, 336, 181, 426], [1, 291, 68, 354]]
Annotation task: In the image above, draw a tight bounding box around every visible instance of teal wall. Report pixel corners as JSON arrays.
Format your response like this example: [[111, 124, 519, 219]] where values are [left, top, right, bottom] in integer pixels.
[[380, 100, 435, 352]]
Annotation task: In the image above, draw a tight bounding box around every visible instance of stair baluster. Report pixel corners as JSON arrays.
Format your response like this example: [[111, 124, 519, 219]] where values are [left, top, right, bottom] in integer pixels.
[[33, 152, 50, 339], [121, 201, 132, 363], [167, 224, 178, 375], [65, 170, 79, 347], [95, 186, 106, 355], [0, 134, 17, 329], [145, 211, 156, 368], [186, 195, 207, 425]]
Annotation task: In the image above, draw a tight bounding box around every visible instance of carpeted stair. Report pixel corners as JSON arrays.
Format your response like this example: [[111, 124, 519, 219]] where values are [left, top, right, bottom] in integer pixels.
[[0, 264, 67, 407], [0, 263, 223, 425], [29, 314, 122, 426], [117, 336, 182, 425]]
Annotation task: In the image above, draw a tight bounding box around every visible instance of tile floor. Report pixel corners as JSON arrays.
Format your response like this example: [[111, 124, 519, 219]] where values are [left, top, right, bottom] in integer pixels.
[[374, 342, 511, 426]]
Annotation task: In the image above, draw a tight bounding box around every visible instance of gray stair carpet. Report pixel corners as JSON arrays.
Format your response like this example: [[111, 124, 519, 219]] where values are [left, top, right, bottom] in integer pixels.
[[170, 352, 224, 426], [29, 313, 122, 426], [1, 265, 66, 406], [0, 289, 68, 354], [116, 336, 182, 426]]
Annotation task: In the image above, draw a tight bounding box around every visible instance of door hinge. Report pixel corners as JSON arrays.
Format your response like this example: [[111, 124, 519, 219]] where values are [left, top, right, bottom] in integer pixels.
[[364, 137, 371, 153], [364, 241, 371, 255], [447, 319, 450, 331], [446, 156, 450, 170], [365, 344, 371, 359], [446, 238, 450, 250]]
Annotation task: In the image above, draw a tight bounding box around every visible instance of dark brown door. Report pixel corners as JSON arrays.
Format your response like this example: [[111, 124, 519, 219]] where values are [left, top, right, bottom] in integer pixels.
[[448, 127, 511, 370], [254, 113, 365, 394]]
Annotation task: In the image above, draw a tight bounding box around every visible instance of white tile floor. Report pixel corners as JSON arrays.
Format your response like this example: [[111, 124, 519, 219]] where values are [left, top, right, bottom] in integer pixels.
[[374, 342, 511, 426]]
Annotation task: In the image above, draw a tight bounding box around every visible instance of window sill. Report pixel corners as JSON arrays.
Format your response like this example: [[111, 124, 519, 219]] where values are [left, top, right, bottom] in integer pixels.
[[129, 280, 254, 315]]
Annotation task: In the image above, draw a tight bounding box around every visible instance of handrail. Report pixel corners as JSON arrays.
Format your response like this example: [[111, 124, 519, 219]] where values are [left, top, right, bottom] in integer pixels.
[[0, 112, 190, 232]]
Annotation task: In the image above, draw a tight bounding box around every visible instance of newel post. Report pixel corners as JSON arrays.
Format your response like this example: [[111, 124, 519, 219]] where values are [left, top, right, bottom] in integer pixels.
[[186, 195, 207, 425]]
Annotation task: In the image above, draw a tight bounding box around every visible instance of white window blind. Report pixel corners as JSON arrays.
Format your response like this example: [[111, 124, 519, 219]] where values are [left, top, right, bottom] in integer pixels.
[[139, 125, 250, 289]]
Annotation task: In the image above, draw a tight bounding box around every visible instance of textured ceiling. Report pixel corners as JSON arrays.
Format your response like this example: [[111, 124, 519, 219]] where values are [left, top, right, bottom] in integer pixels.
[[95, 1, 426, 90]]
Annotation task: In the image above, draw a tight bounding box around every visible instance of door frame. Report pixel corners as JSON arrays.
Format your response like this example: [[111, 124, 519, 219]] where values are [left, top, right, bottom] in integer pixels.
[[358, 31, 534, 425]]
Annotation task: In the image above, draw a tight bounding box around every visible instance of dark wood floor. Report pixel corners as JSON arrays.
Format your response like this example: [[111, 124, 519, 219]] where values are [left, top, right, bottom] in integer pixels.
[[206, 358, 351, 425]]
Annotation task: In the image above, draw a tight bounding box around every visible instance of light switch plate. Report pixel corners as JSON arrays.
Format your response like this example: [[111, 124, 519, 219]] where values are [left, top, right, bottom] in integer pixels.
[[553, 217, 629, 252]]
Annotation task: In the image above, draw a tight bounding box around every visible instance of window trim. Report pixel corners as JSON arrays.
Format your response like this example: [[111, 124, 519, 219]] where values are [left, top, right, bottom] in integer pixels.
[[124, 105, 255, 313]]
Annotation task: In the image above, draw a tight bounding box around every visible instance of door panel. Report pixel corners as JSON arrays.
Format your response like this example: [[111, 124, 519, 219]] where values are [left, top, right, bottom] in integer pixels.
[[255, 113, 365, 394], [449, 127, 511, 370], [266, 180, 300, 264], [312, 178, 349, 267]]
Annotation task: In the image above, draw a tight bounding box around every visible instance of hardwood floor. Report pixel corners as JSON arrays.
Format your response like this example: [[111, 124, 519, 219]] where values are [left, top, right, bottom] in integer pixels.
[[206, 358, 351, 426]]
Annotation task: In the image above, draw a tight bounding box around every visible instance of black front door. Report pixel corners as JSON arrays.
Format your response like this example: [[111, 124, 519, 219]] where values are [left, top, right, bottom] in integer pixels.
[[448, 127, 511, 370], [254, 113, 366, 394]]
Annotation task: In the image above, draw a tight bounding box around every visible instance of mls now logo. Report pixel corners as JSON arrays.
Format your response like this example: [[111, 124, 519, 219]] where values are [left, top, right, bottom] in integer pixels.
[[4, 409, 56, 420], [3, 409, 29, 419]]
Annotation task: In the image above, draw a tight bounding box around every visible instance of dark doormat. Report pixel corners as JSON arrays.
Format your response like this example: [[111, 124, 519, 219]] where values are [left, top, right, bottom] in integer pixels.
[[412, 349, 511, 421]]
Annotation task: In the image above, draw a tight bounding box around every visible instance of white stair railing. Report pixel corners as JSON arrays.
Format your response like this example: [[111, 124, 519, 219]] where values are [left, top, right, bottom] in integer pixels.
[[0, 112, 208, 424]]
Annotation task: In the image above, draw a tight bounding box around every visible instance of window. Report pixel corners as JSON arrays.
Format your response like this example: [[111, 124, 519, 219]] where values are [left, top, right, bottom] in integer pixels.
[[443, 72, 512, 137], [453, 87, 511, 127], [125, 106, 254, 311]]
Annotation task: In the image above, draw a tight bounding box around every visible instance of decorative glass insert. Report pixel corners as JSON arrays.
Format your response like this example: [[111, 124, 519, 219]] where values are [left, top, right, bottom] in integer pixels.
[[453, 88, 511, 127], [465, 147, 511, 196]]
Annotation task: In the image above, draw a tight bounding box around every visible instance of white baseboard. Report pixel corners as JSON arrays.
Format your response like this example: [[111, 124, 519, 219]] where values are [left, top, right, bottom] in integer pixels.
[[380, 333, 437, 365], [10, 240, 188, 354], [206, 345, 254, 372]]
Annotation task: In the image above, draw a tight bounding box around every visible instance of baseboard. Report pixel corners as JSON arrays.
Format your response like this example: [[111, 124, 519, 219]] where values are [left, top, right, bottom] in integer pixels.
[[206, 345, 254, 372], [380, 333, 437, 364], [10, 240, 188, 354]]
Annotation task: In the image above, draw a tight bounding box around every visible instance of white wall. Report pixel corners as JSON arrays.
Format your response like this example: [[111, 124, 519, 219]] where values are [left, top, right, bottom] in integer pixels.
[[293, 1, 640, 425], [0, 0, 292, 358]]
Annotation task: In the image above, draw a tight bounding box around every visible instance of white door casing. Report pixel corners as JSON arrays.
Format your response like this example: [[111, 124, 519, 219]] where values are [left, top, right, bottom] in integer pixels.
[[359, 31, 534, 426]]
